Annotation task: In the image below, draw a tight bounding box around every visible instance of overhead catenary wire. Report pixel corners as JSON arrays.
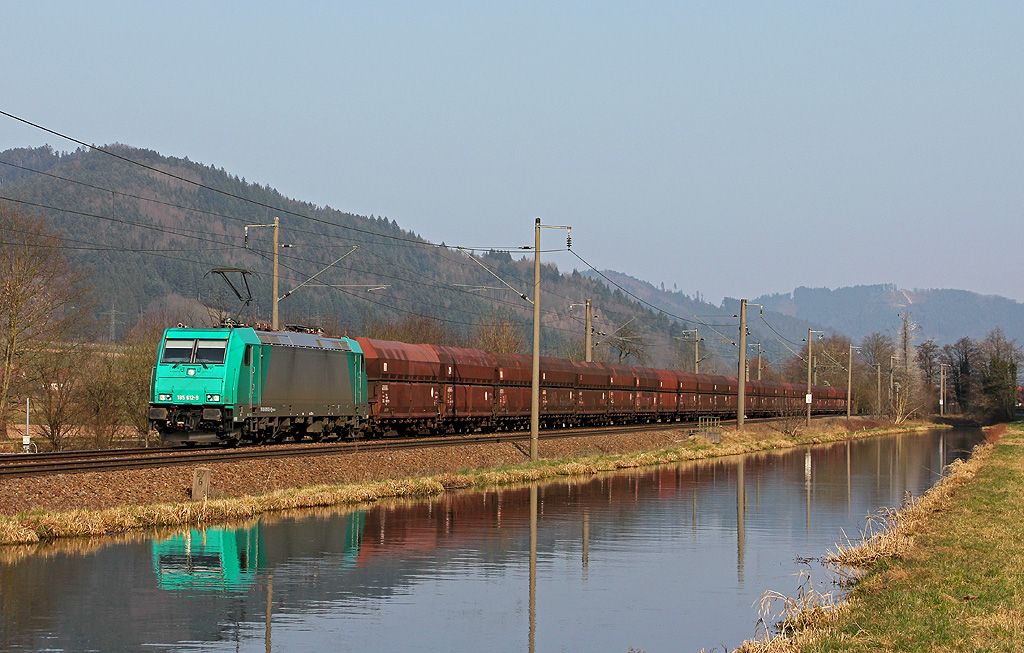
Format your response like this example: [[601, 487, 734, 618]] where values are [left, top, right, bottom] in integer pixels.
[[0, 110, 547, 254], [3, 111, 831, 361], [1, 152, 583, 319]]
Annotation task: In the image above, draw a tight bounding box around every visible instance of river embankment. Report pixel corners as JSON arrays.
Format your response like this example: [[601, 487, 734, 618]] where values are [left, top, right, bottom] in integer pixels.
[[0, 417, 937, 545], [736, 422, 1021, 652]]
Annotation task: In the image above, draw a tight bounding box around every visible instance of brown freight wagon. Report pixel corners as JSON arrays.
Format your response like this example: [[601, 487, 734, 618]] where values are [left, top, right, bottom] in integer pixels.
[[355, 338, 443, 433], [432, 345, 498, 428]]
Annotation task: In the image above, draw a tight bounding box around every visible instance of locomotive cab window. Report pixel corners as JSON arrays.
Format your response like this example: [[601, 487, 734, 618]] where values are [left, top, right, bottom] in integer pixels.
[[161, 339, 195, 364], [195, 340, 228, 364]]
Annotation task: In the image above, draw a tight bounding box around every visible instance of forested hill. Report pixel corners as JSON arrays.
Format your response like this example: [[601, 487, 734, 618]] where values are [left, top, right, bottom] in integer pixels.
[[4, 144, 1018, 366], [0, 144, 700, 366]]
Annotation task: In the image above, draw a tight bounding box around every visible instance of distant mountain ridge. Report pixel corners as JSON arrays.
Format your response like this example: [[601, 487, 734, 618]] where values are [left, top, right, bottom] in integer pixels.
[[743, 284, 1024, 346], [586, 270, 1024, 347]]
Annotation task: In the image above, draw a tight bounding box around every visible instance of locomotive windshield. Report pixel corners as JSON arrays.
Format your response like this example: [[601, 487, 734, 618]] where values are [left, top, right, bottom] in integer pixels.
[[195, 340, 227, 364], [161, 339, 195, 364], [160, 338, 228, 365]]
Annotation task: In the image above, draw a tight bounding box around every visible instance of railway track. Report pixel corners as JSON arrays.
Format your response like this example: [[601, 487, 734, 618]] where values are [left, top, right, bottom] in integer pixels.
[[0, 421, 696, 477], [0, 415, 828, 478]]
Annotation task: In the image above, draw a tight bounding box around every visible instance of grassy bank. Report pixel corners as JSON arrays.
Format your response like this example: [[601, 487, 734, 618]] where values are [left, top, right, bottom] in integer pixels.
[[738, 423, 1023, 652], [0, 418, 936, 546]]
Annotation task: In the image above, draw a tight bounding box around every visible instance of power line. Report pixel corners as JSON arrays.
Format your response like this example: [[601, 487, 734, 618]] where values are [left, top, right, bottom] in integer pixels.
[[0, 110, 539, 253]]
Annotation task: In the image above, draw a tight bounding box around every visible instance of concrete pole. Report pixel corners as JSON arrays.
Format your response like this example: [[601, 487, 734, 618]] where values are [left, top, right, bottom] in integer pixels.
[[806, 328, 813, 427], [876, 363, 882, 418], [272, 216, 280, 330], [756, 342, 762, 381], [889, 355, 896, 409], [940, 364, 946, 416], [24, 397, 30, 452], [847, 345, 854, 419], [530, 218, 541, 461], [737, 299, 747, 429], [694, 326, 700, 375], [585, 299, 593, 363]]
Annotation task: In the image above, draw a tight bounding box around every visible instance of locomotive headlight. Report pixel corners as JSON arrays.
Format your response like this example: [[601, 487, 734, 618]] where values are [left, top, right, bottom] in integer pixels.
[[187, 368, 196, 376], [206, 394, 221, 402], [159, 394, 172, 401]]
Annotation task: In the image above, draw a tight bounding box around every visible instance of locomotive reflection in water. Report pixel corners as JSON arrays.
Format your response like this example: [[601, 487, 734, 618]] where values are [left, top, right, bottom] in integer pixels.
[[152, 526, 267, 592], [151, 512, 365, 593], [149, 325, 847, 445]]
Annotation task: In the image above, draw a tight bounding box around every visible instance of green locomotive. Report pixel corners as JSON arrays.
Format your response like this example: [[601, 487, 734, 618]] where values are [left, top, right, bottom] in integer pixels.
[[148, 327, 368, 445]]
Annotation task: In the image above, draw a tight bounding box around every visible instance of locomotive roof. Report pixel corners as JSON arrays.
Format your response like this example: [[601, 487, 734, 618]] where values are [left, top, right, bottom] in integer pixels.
[[255, 329, 360, 352], [161, 327, 360, 353]]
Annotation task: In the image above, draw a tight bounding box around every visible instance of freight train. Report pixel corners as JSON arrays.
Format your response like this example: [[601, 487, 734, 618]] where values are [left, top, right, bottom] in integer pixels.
[[148, 326, 847, 445]]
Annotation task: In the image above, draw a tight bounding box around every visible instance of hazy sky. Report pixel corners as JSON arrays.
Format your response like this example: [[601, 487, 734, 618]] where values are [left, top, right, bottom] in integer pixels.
[[2, 2, 1023, 304]]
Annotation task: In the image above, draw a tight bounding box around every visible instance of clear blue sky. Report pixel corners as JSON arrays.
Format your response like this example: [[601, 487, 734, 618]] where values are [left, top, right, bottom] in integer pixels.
[[2, 2, 1022, 303]]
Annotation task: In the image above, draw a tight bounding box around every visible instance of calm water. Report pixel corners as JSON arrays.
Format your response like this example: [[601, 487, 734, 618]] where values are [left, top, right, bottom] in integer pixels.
[[0, 428, 983, 652]]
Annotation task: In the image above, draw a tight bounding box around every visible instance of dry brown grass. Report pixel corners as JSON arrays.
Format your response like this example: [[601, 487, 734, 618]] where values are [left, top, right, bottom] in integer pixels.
[[734, 424, 1023, 653], [826, 446, 990, 569], [0, 418, 938, 546]]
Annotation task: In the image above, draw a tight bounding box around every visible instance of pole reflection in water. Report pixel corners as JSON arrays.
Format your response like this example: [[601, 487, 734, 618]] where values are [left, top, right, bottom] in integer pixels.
[[0, 428, 985, 653], [582, 509, 590, 572], [737, 456, 745, 581], [846, 441, 852, 512], [264, 574, 272, 653], [529, 484, 537, 653], [805, 448, 812, 536]]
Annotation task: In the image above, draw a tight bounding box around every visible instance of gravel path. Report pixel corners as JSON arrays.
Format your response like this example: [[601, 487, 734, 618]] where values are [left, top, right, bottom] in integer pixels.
[[0, 429, 689, 516]]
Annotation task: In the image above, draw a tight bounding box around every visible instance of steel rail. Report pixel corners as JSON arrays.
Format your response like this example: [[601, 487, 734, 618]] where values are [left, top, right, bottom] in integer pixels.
[[0, 414, 834, 478]]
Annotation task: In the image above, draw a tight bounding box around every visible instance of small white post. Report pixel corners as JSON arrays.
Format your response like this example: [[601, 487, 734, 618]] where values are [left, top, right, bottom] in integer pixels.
[[23, 398, 31, 453]]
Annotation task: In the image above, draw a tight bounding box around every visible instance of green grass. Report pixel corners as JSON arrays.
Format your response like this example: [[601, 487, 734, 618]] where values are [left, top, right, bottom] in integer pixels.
[[744, 424, 1024, 652]]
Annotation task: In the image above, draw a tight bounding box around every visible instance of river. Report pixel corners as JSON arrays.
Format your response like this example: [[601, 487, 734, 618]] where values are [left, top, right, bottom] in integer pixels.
[[0, 427, 984, 652]]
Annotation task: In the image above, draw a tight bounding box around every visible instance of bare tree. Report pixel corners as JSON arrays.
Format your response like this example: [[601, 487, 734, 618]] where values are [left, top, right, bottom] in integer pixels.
[[603, 318, 650, 365], [976, 328, 1022, 422], [941, 337, 978, 414], [119, 317, 169, 444], [891, 313, 925, 423], [916, 338, 940, 386], [29, 347, 84, 451], [361, 314, 459, 345], [468, 308, 525, 353], [78, 352, 122, 449], [557, 338, 588, 362], [860, 332, 895, 416], [0, 202, 92, 434]]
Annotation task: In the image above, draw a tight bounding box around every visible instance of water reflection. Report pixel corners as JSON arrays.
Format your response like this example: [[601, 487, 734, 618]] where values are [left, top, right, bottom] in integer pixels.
[[152, 526, 266, 592], [0, 428, 984, 652]]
